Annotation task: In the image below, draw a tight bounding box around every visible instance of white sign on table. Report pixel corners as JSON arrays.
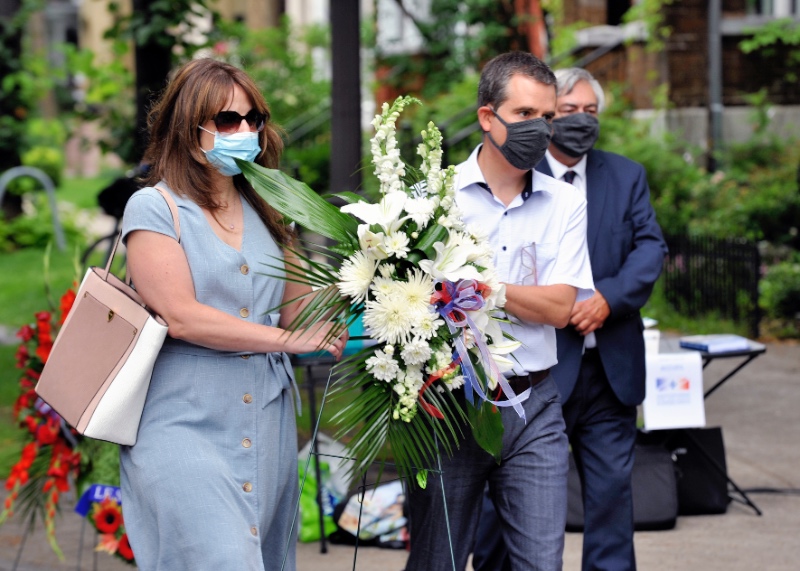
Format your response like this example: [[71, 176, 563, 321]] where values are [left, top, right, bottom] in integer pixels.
[[643, 351, 706, 430]]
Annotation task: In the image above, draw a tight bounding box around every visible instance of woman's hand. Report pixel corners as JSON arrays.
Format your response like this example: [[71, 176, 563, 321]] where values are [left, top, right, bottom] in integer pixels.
[[282, 321, 350, 361]]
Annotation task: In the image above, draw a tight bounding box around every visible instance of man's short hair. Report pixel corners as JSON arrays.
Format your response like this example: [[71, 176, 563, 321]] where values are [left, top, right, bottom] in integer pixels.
[[553, 68, 606, 112], [478, 51, 556, 108]]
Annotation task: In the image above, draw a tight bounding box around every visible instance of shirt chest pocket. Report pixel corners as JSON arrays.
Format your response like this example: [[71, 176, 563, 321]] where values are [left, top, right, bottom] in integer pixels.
[[515, 241, 559, 286]]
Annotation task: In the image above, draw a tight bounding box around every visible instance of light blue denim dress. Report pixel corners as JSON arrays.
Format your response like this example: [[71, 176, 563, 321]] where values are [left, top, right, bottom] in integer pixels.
[[119, 184, 298, 571]]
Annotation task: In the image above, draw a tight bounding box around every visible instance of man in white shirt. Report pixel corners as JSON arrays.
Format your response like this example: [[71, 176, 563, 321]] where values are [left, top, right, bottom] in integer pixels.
[[405, 51, 594, 571], [473, 67, 668, 571]]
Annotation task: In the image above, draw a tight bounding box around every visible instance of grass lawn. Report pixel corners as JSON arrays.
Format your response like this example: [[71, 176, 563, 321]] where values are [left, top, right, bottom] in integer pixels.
[[0, 345, 23, 475]]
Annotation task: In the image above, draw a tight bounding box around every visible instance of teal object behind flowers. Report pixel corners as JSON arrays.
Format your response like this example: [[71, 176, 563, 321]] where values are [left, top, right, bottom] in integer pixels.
[[241, 96, 523, 481]]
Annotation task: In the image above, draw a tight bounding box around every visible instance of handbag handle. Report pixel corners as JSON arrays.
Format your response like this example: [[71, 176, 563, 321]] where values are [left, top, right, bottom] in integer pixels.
[[102, 185, 181, 283]]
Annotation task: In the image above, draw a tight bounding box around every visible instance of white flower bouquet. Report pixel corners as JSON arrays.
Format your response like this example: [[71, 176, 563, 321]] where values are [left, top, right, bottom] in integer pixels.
[[239, 96, 525, 481]]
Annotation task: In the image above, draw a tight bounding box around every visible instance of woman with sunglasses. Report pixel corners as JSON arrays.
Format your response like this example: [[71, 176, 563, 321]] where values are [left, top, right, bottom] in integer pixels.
[[119, 58, 347, 570]]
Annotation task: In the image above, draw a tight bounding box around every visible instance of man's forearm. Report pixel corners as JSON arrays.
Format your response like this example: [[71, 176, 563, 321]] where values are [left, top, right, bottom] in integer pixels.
[[504, 283, 578, 328]]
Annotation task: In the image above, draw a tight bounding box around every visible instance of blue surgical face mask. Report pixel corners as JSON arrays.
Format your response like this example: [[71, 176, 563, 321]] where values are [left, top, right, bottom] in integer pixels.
[[199, 126, 261, 176]]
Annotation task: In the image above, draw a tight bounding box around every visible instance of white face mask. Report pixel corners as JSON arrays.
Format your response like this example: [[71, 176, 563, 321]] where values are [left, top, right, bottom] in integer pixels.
[[199, 126, 261, 176]]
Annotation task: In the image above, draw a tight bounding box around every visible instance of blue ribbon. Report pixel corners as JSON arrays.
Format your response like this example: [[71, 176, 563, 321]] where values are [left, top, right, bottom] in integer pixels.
[[432, 279, 529, 422], [74, 484, 121, 517]]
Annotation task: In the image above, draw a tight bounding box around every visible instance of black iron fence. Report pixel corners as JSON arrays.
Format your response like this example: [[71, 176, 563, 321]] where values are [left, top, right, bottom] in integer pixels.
[[662, 234, 761, 338]]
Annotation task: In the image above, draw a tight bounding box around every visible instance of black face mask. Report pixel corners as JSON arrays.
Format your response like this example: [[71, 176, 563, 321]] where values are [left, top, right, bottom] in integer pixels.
[[485, 109, 552, 171], [551, 113, 600, 158]]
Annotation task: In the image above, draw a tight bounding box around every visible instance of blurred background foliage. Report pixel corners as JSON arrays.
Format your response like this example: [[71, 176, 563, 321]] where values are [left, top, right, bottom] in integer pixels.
[[0, 0, 798, 336]]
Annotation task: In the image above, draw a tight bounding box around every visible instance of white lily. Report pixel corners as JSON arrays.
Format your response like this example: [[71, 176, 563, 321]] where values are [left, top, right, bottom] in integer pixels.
[[357, 225, 389, 260], [418, 233, 484, 282], [342, 191, 407, 234]]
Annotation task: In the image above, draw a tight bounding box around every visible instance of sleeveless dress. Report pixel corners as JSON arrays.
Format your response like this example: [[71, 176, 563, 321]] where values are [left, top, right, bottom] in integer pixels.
[[119, 184, 299, 571]]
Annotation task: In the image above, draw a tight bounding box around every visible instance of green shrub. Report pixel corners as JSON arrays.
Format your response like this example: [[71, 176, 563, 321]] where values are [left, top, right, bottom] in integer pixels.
[[20, 146, 65, 188], [0, 194, 88, 252], [760, 257, 800, 320]]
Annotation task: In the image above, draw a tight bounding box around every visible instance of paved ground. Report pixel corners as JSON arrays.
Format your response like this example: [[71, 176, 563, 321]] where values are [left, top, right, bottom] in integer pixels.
[[1, 338, 798, 570]]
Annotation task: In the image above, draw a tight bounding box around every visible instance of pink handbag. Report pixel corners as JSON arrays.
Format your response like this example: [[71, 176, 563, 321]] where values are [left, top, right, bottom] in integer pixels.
[[36, 187, 180, 445]]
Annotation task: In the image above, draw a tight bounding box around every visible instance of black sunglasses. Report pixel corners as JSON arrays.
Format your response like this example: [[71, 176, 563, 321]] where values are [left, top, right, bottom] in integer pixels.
[[211, 109, 268, 134]]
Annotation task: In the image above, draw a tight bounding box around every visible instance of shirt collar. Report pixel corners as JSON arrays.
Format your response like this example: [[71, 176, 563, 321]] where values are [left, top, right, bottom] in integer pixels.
[[458, 144, 551, 201], [545, 149, 588, 184]]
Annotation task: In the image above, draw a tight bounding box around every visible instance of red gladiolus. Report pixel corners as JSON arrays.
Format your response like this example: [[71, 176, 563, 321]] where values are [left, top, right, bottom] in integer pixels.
[[94, 499, 123, 534], [16, 324, 35, 342], [21, 443, 38, 464], [35, 342, 52, 363], [117, 533, 135, 560], [35, 417, 60, 445], [23, 415, 39, 434], [14, 344, 29, 368], [59, 289, 76, 324]]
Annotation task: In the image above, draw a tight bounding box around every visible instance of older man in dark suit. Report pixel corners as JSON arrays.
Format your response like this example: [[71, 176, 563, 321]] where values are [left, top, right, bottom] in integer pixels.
[[473, 67, 667, 571]]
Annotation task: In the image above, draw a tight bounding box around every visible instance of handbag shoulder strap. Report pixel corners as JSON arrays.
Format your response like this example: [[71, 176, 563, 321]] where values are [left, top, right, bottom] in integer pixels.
[[153, 185, 181, 242], [103, 184, 182, 281]]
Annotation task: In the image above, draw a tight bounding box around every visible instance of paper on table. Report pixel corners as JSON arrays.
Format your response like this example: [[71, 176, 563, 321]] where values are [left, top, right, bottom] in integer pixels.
[[643, 352, 706, 430]]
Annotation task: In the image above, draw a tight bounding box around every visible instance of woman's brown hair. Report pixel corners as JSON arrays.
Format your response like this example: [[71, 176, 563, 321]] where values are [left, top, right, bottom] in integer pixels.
[[142, 58, 294, 245]]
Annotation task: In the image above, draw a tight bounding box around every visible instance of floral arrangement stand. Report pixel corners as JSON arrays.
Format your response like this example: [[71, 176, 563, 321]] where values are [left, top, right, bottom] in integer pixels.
[[292, 365, 454, 571], [241, 96, 530, 570]]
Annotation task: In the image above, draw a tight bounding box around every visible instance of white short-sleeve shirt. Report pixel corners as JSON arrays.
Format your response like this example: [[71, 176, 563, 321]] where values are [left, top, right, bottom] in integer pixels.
[[455, 145, 595, 374]]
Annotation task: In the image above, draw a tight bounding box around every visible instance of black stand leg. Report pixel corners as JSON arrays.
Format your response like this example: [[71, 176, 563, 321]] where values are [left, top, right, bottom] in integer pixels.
[[682, 429, 762, 516], [306, 363, 328, 554], [703, 354, 759, 399]]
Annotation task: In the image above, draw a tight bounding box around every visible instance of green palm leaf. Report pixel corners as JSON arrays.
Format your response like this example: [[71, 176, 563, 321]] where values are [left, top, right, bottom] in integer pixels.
[[328, 349, 468, 483], [238, 160, 359, 249]]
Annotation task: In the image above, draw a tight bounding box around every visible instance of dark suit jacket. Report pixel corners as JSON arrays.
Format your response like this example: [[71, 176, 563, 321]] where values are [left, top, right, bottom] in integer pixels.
[[537, 149, 667, 407]]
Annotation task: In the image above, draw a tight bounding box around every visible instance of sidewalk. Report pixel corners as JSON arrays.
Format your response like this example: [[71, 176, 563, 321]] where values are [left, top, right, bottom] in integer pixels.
[[1, 340, 798, 570]]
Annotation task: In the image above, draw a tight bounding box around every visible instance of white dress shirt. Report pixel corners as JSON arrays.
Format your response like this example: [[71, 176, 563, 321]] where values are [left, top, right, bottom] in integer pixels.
[[544, 150, 597, 349], [455, 145, 595, 374]]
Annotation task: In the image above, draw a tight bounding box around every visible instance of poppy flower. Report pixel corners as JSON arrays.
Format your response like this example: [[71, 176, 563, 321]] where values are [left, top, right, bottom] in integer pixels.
[[93, 499, 123, 534]]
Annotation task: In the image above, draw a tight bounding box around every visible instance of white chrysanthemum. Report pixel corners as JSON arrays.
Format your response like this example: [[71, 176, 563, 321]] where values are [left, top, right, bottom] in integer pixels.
[[404, 196, 436, 228], [467, 222, 489, 244], [412, 310, 444, 341], [383, 231, 410, 259], [337, 251, 379, 303], [402, 365, 424, 389], [378, 263, 396, 279], [366, 347, 401, 382], [430, 348, 453, 372], [370, 276, 397, 297], [401, 337, 432, 366], [445, 375, 465, 391], [401, 269, 434, 314], [363, 287, 415, 345]]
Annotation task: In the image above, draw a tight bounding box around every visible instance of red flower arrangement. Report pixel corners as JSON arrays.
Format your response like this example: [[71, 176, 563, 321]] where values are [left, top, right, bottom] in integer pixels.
[[0, 287, 81, 558], [86, 495, 134, 564], [0, 285, 136, 565]]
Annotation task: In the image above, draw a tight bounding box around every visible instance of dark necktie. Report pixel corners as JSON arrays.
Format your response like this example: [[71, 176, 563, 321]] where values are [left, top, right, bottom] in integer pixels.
[[563, 170, 576, 185]]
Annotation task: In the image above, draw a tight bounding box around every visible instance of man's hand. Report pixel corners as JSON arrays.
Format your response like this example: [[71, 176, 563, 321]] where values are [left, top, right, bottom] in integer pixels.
[[570, 291, 610, 336]]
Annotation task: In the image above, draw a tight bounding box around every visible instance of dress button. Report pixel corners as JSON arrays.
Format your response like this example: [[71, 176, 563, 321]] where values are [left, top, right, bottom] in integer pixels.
[[240, 264, 250, 275], [242, 438, 252, 448], [243, 394, 253, 404], [239, 308, 250, 318], [240, 354, 250, 359], [243, 482, 253, 493], [250, 526, 258, 536]]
